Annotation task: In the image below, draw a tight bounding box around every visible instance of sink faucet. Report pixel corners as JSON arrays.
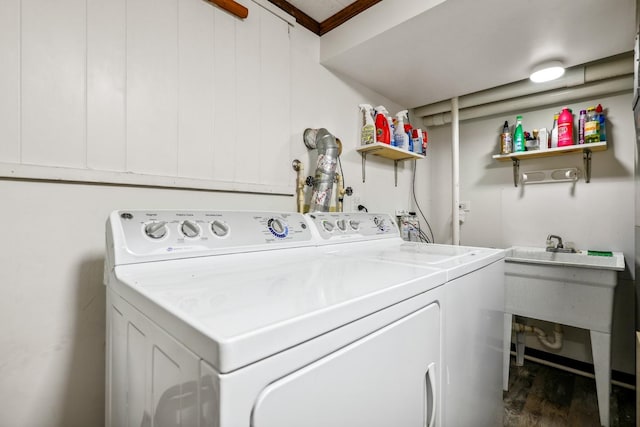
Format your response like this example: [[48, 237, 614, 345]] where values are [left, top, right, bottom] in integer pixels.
[[546, 234, 564, 249]]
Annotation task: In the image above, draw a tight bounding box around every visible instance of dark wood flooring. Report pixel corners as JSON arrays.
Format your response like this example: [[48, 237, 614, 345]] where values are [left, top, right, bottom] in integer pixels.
[[503, 358, 635, 426]]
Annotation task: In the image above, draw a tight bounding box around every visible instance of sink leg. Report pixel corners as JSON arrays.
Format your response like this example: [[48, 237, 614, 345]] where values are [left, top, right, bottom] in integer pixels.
[[590, 330, 611, 427], [503, 313, 513, 391], [516, 328, 526, 366]]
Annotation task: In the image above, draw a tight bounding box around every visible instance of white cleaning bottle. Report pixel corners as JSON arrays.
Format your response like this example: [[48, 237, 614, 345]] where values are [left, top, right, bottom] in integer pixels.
[[394, 110, 409, 150], [358, 104, 375, 145]]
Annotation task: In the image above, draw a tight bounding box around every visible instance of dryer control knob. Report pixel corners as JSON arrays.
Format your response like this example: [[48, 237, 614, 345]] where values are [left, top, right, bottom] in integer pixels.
[[145, 221, 168, 239], [211, 220, 229, 237], [349, 220, 360, 230], [181, 220, 200, 238], [336, 219, 347, 231]]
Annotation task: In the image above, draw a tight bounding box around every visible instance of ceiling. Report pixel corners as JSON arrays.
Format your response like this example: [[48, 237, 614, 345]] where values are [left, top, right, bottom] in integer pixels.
[[273, 0, 637, 108], [286, 0, 356, 22]]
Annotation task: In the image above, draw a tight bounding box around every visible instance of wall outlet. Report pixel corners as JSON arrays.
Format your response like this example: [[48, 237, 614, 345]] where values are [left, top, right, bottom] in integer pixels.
[[459, 200, 471, 212]]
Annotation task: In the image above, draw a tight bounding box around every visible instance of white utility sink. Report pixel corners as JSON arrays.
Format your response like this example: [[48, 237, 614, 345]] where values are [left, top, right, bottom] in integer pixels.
[[506, 246, 625, 271], [503, 246, 625, 427]]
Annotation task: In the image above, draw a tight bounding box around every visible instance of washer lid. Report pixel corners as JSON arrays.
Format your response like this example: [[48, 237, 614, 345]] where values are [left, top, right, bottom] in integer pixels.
[[323, 240, 505, 281], [111, 249, 447, 373]]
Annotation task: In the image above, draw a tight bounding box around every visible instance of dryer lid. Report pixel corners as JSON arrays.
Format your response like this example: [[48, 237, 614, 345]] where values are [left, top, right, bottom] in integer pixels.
[[111, 249, 447, 372]]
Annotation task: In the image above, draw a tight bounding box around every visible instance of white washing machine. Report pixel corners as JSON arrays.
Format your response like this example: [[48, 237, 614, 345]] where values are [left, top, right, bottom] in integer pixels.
[[304, 212, 505, 427], [104, 210, 449, 427]]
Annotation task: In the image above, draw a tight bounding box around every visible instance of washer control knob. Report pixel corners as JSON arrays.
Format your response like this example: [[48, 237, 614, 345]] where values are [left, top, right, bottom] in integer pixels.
[[181, 220, 200, 238], [322, 220, 334, 232], [145, 221, 168, 239], [268, 218, 288, 238], [336, 219, 347, 231], [211, 220, 230, 237], [349, 220, 360, 230], [373, 217, 385, 231]]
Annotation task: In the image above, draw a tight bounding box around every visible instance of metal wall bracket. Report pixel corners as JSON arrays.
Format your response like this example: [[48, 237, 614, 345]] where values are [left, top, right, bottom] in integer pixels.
[[512, 159, 520, 187], [394, 160, 399, 187], [583, 150, 593, 183]]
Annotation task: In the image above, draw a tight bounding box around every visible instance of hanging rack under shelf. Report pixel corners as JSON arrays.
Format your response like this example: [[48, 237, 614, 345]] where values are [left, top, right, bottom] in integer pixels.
[[492, 141, 607, 187], [356, 142, 425, 186]]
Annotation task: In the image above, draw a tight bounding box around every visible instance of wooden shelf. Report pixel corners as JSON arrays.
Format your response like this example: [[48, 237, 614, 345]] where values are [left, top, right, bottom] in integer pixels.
[[355, 142, 425, 186], [492, 141, 607, 161], [356, 142, 425, 161], [493, 141, 607, 187]]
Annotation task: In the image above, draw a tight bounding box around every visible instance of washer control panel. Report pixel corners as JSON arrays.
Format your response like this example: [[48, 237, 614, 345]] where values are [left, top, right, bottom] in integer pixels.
[[305, 212, 399, 242], [110, 210, 313, 263]]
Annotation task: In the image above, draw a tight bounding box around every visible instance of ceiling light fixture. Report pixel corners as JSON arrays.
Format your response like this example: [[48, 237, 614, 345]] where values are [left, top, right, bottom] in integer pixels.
[[529, 61, 565, 83]]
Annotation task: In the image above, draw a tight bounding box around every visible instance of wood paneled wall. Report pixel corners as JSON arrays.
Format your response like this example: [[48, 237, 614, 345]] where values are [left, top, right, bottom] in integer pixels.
[[0, 0, 292, 194]]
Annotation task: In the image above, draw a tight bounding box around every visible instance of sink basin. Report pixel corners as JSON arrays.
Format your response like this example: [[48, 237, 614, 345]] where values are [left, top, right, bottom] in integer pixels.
[[506, 246, 624, 271], [503, 245, 624, 426]]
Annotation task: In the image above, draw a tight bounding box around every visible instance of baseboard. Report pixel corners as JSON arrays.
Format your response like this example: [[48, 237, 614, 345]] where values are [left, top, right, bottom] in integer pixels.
[[510, 343, 636, 388]]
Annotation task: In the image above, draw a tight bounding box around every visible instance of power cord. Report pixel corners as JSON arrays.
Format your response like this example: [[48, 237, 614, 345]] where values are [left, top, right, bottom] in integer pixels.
[[411, 160, 435, 243]]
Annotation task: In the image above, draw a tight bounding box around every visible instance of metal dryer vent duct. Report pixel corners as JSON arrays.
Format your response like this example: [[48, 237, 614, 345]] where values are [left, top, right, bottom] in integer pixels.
[[304, 128, 339, 212]]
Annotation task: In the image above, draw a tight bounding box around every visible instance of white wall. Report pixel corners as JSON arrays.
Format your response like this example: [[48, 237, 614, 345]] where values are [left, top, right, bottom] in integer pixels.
[[289, 25, 412, 213], [421, 92, 636, 373], [0, 2, 414, 427], [0, 0, 292, 194], [0, 181, 292, 427]]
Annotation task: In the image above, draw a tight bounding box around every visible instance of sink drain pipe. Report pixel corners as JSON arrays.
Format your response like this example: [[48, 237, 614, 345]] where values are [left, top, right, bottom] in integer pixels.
[[513, 322, 564, 350]]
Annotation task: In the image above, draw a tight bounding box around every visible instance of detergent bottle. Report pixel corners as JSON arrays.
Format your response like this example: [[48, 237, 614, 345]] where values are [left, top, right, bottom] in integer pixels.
[[584, 107, 599, 143], [596, 104, 606, 141], [374, 106, 391, 144], [394, 110, 410, 150], [358, 104, 375, 145], [557, 107, 574, 147]]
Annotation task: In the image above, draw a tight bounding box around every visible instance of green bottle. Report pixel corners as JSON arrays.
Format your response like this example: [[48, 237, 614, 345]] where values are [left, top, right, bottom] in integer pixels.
[[514, 115, 525, 152]]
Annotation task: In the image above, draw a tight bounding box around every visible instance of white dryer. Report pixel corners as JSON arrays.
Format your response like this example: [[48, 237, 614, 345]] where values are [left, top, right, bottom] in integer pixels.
[[305, 212, 506, 427], [105, 210, 448, 427]]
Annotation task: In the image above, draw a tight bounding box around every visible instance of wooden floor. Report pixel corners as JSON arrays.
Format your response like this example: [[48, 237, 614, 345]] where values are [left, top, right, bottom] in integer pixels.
[[503, 359, 635, 426]]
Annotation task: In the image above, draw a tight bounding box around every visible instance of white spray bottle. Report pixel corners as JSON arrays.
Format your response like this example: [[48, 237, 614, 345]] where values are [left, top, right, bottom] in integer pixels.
[[358, 104, 375, 145], [394, 110, 409, 149]]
